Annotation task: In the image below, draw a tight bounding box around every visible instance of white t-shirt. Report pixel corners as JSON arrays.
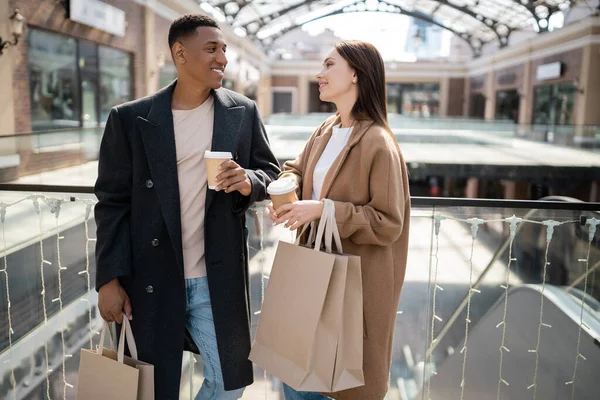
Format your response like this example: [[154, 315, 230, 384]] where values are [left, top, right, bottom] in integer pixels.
[[312, 124, 353, 200], [172, 96, 214, 279]]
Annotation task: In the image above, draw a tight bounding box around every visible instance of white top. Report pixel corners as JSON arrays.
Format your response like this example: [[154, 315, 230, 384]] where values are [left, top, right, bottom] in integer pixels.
[[172, 96, 214, 279], [312, 124, 353, 200]]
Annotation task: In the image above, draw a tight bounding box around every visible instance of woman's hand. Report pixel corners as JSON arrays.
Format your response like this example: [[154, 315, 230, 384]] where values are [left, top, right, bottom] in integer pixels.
[[268, 200, 324, 230]]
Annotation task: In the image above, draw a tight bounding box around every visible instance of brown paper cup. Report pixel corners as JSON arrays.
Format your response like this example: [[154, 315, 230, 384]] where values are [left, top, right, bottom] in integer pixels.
[[268, 178, 298, 210], [271, 190, 298, 210], [205, 151, 232, 190]]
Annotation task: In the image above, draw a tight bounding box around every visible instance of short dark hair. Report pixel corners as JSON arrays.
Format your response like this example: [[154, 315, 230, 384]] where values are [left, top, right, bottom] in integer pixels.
[[168, 14, 220, 51]]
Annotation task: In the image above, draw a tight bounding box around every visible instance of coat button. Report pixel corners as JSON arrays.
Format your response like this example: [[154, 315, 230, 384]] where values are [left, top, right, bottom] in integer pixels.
[[240, 254, 245, 262], [145, 285, 154, 294], [151, 239, 160, 247], [145, 179, 154, 189]]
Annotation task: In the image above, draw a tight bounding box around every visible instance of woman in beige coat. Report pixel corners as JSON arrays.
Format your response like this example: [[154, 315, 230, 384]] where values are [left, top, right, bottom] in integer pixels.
[[268, 40, 411, 400]]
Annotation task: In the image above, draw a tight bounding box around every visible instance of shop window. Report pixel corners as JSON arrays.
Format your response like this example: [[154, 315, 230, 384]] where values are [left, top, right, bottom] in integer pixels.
[[386, 83, 440, 117], [99, 45, 132, 123], [495, 90, 520, 122], [469, 93, 486, 119], [28, 29, 80, 131], [27, 28, 133, 131], [532, 83, 576, 125], [272, 89, 296, 114]]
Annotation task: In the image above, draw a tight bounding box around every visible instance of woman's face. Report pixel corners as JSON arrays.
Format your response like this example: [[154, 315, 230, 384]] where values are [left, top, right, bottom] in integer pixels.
[[316, 48, 356, 104]]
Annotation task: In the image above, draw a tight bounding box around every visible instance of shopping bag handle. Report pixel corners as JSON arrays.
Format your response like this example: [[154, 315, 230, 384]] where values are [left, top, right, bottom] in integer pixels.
[[293, 200, 343, 254], [117, 315, 139, 363], [323, 199, 343, 254], [97, 321, 117, 356], [294, 220, 316, 246]]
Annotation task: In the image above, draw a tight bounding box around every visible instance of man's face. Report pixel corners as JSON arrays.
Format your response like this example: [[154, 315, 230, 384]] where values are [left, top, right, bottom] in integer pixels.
[[173, 26, 228, 89]]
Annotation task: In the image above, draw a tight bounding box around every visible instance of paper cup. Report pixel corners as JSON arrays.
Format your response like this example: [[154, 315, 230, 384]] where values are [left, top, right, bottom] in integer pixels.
[[205, 151, 233, 190], [267, 178, 298, 210]]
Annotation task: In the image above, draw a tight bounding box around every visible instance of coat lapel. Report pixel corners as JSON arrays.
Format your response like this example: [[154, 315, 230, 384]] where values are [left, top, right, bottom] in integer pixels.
[[205, 88, 245, 212], [303, 117, 374, 200], [137, 81, 184, 275]]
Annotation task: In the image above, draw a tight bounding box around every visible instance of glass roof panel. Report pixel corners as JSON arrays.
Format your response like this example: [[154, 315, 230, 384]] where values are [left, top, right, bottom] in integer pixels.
[[202, 0, 572, 49]]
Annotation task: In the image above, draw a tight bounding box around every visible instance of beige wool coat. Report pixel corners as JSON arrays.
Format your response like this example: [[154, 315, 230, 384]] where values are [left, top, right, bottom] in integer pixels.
[[280, 115, 411, 400]]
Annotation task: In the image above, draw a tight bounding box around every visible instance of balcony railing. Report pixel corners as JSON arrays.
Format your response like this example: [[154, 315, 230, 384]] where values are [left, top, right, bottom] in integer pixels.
[[2, 119, 599, 187], [0, 187, 599, 399]]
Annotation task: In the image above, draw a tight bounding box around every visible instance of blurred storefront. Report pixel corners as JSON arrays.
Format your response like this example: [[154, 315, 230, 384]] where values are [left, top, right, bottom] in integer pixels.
[[0, 1, 598, 130], [7, 0, 147, 134]]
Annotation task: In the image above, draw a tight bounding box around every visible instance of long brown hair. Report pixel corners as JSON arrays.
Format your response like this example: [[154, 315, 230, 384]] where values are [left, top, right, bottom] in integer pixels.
[[334, 40, 391, 132]]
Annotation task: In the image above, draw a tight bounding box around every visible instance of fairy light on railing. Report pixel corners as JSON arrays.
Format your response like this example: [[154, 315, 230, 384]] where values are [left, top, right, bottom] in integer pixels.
[[0, 202, 16, 400], [458, 218, 484, 400], [34, 195, 53, 400], [78, 203, 98, 350], [527, 220, 560, 398], [2, 194, 598, 399], [0, 194, 99, 399], [46, 198, 75, 398], [565, 217, 599, 398], [426, 213, 445, 400], [496, 216, 521, 399]]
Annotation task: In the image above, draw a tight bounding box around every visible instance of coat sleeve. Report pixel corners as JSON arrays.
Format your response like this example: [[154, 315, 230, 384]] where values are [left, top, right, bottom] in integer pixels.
[[231, 102, 281, 215], [94, 107, 133, 291], [332, 136, 408, 246]]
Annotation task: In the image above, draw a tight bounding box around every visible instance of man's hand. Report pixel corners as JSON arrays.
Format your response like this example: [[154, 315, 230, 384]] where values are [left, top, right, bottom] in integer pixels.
[[98, 278, 132, 324], [215, 160, 252, 196]]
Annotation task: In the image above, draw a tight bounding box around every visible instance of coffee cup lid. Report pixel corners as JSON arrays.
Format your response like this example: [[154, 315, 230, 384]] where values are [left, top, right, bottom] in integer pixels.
[[267, 178, 297, 195], [205, 151, 233, 159]]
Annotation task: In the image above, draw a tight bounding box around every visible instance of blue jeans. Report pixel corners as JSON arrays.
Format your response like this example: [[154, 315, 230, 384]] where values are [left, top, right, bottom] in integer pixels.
[[186, 277, 245, 400], [282, 383, 330, 400]]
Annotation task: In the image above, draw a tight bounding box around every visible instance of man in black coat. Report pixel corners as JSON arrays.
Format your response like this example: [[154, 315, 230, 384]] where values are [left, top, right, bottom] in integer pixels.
[[94, 14, 280, 399]]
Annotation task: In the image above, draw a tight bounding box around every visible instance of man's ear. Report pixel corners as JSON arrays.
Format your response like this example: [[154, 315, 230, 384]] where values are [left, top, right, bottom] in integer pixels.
[[172, 43, 186, 65]]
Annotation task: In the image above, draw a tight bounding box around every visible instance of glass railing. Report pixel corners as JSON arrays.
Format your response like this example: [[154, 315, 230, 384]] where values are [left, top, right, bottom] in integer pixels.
[[1, 188, 599, 399], [265, 114, 600, 152], [2, 119, 599, 187], [0, 128, 103, 184]]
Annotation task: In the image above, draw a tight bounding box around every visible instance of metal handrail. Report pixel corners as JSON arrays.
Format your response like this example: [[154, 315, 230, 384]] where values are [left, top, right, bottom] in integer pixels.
[[0, 187, 598, 211]]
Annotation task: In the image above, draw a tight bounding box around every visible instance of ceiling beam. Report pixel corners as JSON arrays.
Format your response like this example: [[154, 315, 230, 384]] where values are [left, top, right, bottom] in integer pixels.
[[264, 1, 486, 58]]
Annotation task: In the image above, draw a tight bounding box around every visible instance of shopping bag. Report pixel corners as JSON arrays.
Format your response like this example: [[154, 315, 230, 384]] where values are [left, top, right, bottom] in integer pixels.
[[250, 199, 364, 392], [76, 315, 154, 399]]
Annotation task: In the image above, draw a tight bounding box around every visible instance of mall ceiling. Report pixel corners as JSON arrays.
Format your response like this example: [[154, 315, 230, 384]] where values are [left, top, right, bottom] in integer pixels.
[[200, 0, 575, 56]]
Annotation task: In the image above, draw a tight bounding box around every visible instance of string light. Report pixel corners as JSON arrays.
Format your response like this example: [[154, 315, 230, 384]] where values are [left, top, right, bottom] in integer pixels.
[[2, 193, 597, 400], [565, 218, 599, 398], [0, 194, 97, 399], [78, 203, 98, 350], [426, 214, 445, 400], [527, 220, 560, 398], [0, 202, 16, 400], [458, 218, 484, 400], [496, 216, 521, 399]]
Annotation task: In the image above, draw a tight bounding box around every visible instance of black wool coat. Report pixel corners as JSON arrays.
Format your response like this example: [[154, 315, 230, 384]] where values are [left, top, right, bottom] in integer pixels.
[[94, 81, 280, 399]]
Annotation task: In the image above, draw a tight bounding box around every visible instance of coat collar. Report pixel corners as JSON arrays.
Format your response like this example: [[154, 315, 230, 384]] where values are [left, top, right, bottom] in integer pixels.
[[302, 115, 375, 200], [136, 80, 245, 275]]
